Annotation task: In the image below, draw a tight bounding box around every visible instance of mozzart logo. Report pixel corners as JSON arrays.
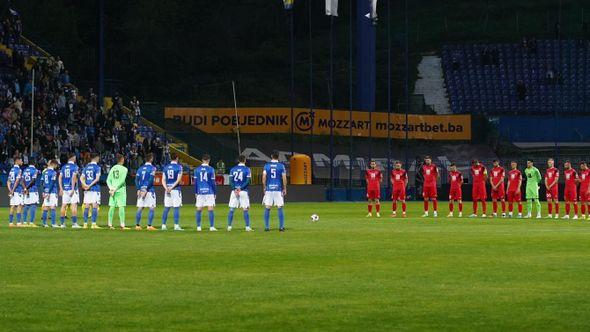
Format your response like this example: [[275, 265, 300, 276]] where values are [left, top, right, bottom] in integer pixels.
[[294, 111, 314, 131]]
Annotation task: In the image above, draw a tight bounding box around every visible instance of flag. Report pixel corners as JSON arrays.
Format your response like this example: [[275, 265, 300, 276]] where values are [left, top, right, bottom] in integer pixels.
[[325, 0, 338, 16], [283, 0, 294, 10], [364, 0, 377, 24]]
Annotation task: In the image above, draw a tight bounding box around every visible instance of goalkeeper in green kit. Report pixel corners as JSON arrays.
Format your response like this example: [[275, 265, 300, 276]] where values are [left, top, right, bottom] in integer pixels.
[[524, 159, 543, 219], [107, 154, 129, 229]]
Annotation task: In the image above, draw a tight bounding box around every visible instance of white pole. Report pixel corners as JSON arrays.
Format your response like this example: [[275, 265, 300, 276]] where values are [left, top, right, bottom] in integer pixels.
[[232, 80, 241, 155], [30, 69, 34, 157]]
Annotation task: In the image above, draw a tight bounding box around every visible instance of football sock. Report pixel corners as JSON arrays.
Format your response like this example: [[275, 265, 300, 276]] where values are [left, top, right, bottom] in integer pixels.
[[60, 215, 65, 225], [518, 203, 523, 214], [534, 199, 541, 214], [23, 205, 29, 222], [423, 201, 429, 212], [208, 210, 215, 227], [29, 205, 36, 223], [402, 202, 407, 212], [278, 208, 285, 229], [8, 213, 13, 224], [42, 210, 48, 225], [459, 202, 463, 212], [527, 200, 533, 215], [548, 203, 553, 215], [433, 200, 438, 211], [566, 203, 571, 215], [375, 204, 380, 213], [368, 205, 372, 213], [173, 207, 180, 225], [135, 209, 143, 226], [393, 202, 397, 212], [244, 210, 251, 227], [582, 204, 586, 215], [482, 201, 487, 214], [118, 207, 126, 227], [162, 207, 170, 225], [228, 208, 235, 226], [148, 209, 154, 226], [83, 207, 90, 223], [50, 210, 57, 225], [108, 206, 115, 226], [195, 210, 202, 227], [449, 202, 454, 212], [509, 202, 514, 212], [72, 216, 78, 225], [264, 208, 270, 229], [574, 203, 579, 215], [92, 208, 98, 224], [473, 201, 478, 214], [493, 201, 498, 213], [501, 201, 506, 213], [16, 213, 21, 224], [555, 203, 559, 214]]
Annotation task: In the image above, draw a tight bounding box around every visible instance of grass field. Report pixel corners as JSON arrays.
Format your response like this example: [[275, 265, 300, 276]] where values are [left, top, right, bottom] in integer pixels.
[[1, 201, 590, 331]]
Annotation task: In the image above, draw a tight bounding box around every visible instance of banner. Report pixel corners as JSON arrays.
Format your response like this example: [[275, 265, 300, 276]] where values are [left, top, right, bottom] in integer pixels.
[[165, 107, 471, 140], [325, 0, 338, 16]]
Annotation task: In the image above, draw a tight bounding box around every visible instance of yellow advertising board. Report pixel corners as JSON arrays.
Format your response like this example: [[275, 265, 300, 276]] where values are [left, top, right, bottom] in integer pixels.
[[165, 107, 471, 140]]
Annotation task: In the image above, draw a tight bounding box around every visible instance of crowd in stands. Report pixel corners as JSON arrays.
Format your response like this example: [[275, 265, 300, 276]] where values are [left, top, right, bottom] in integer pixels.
[[0, 9, 171, 177]]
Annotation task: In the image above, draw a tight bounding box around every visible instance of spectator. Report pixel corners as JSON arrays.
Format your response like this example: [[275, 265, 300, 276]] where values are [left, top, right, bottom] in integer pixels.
[[216, 159, 226, 175], [130, 96, 141, 123]]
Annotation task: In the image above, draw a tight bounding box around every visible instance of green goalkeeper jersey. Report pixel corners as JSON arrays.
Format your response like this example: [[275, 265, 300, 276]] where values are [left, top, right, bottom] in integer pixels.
[[524, 166, 542, 199], [107, 164, 128, 194]]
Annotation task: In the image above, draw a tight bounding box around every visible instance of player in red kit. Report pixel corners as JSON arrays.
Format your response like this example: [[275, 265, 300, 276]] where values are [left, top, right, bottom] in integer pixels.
[[365, 160, 383, 218], [470, 160, 488, 217], [447, 163, 463, 217], [506, 161, 523, 218], [421, 156, 439, 217], [390, 161, 408, 217], [490, 160, 506, 218], [579, 162, 590, 219], [544, 158, 560, 218], [562, 160, 579, 219]]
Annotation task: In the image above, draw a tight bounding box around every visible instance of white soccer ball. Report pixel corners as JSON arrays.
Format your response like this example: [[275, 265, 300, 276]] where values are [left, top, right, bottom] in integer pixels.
[[310, 214, 319, 222]]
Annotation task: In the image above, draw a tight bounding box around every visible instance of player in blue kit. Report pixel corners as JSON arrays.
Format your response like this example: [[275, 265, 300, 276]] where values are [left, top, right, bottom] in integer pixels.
[[41, 160, 60, 228], [161, 154, 183, 231], [227, 155, 252, 232], [80, 153, 102, 229], [262, 151, 288, 232], [21, 160, 40, 227], [135, 153, 158, 230], [7, 157, 24, 227], [194, 154, 217, 232], [59, 154, 80, 228]]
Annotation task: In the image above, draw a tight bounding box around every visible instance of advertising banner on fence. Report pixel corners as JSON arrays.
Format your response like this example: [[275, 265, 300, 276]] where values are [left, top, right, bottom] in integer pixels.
[[165, 107, 471, 140]]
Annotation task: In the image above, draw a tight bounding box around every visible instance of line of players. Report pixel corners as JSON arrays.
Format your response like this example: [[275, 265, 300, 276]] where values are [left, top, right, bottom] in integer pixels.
[[366, 156, 590, 219], [6, 151, 288, 231]]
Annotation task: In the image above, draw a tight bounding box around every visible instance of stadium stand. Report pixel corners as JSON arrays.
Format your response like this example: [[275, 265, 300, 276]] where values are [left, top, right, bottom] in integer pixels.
[[442, 39, 590, 115]]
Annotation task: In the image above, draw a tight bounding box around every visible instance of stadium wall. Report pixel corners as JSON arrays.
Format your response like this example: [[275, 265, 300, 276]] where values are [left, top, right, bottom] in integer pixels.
[[0, 186, 326, 207], [493, 116, 590, 142]]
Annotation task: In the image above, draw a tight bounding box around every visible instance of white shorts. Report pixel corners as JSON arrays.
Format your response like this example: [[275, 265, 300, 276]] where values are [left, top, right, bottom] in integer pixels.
[[137, 191, 156, 208], [263, 191, 285, 207], [83, 191, 101, 205], [24, 192, 39, 205], [164, 190, 183, 208], [42, 193, 58, 208], [229, 190, 250, 209], [9, 192, 24, 206], [196, 194, 216, 208], [62, 190, 80, 205]]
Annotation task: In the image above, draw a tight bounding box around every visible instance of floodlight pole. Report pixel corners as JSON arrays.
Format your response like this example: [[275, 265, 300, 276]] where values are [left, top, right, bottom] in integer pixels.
[[231, 80, 241, 155], [30, 69, 34, 156]]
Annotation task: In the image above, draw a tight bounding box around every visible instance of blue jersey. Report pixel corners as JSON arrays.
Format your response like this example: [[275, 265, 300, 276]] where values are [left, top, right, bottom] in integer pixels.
[[60, 162, 79, 191], [22, 166, 39, 192], [82, 163, 101, 192], [42, 169, 58, 194], [264, 161, 286, 192], [163, 162, 183, 191], [136, 163, 157, 192], [8, 165, 22, 193], [194, 165, 216, 195], [229, 164, 251, 191]]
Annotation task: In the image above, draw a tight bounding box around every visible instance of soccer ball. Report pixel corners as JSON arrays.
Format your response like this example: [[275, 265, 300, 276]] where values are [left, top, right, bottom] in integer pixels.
[[310, 214, 319, 222]]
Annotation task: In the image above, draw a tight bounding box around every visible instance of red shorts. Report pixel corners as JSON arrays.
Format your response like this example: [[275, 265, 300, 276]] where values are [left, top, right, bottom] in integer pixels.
[[367, 189, 380, 200], [564, 187, 577, 202], [472, 185, 487, 201], [449, 188, 462, 201], [491, 187, 505, 200], [391, 187, 406, 201], [580, 191, 590, 202], [506, 190, 521, 202], [422, 185, 437, 199], [546, 187, 558, 200]]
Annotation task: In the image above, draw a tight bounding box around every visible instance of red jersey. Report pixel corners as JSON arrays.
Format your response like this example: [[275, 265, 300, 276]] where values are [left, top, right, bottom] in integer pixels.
[[470, 165, 487, 186], [391, 169, 407, 189], [545, 167, 559, 189], [421, 164, 438, 187], [563, 168, 578, 189], [365, 169, 382, 190], [507, 169, 522, 191], [490, 166, 505, 188], [580, 169, 590, 192], [448, 171, 463, 190]]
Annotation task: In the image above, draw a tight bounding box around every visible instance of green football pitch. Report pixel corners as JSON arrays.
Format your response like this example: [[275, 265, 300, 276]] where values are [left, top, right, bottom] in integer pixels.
[[1, 202, 590, 331]]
